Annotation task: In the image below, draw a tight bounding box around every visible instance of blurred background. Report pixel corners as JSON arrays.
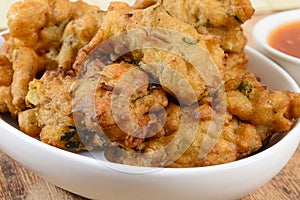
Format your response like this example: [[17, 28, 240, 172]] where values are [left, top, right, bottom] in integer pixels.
[[1, 0, 300, 29], [251, 0, 300, 14]]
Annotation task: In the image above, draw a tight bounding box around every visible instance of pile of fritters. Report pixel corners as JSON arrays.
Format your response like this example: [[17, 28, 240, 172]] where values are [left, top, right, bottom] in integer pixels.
[[0, 0, 300, 167]]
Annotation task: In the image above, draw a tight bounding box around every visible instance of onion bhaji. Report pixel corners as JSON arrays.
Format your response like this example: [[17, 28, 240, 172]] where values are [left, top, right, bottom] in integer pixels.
[[105, 103, 263, 167], [73, 61, 168, 148], [106, 74, 300, 167], [74, 2, 225, 105], [0, 0, 300, 167]]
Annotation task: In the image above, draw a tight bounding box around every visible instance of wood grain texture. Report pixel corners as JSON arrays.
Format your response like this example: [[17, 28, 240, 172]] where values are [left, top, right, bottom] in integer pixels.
[[0, 13, 300, 200], [0, 152, 87, 200], [240, 146, 300, 200]]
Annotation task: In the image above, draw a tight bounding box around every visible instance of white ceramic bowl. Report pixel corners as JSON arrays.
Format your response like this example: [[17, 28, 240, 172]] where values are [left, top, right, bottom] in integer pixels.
[[0, 44, 299, 200], [253, 9, 300, 85]]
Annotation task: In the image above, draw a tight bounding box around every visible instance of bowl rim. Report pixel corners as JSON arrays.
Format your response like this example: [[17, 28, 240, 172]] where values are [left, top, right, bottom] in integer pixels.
[[253, 8, 300, 65], [0, 46, 299, 173]]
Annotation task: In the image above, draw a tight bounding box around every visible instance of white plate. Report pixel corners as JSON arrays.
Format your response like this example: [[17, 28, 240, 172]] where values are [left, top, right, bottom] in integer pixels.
[[1, 30, 300, 199]]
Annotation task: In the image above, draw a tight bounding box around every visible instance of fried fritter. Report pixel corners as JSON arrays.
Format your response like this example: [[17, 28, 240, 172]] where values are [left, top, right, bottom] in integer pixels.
[[224, 52, 248, 82], [0, 87, 9, 113], [105, 102, 262, 167], [162, 0, 254, 27], [2, 0, 300, 167], [106, 75, 300, 168], [11, 47, 43, 111], [6, 0, 104, 70], [56, 5, 105, 70], [7, 0, 73, 48], [148, 0, 254, 53], [135, 0, 254, 26], [0, 33, 17, 62], [226, 73, 300, 137], [1, 0, 105, 114], [0, 55, 13, 86], [0, 86, 17, 117], [72, 2, 133, 73], [73, 61, 168, 148], [18, 108, 41, 138], [201, 25, 247, 53], [24, 69, 103, 151], [133, 0, 157, 8], [74, 2, 225, 105]]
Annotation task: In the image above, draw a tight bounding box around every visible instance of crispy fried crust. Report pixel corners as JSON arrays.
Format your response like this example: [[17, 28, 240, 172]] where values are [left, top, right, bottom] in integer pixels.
[[56, 9, 105, 70], [0, 55, 13, 86], [134, 0, 157, 8], [74, 61, 168, 148], [74, 2, 225, 105], [105, 102, 262, 167], [24, 69, 103, 151], [107, 79, 299, 167], [161, 0, 254, 53], [11, 47, 42, 111], [226, 73, 299, 135], [2, 0, 300, 167], [18, 108, 41, 138]]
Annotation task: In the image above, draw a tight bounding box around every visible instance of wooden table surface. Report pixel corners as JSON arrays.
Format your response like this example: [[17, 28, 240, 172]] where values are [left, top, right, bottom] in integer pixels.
[[0, 13, 300, 200]]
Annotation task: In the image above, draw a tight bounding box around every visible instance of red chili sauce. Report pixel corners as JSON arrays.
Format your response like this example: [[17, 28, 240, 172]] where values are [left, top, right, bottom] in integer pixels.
[[268, 21, 300, 59]]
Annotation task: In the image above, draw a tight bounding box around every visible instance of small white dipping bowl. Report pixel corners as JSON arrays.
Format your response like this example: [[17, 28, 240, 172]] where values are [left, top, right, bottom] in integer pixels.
[[253, 9, 300, 85]]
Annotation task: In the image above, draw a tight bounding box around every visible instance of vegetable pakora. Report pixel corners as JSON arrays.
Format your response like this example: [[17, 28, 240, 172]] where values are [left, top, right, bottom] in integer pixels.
[[1, 0, 300, 167]]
